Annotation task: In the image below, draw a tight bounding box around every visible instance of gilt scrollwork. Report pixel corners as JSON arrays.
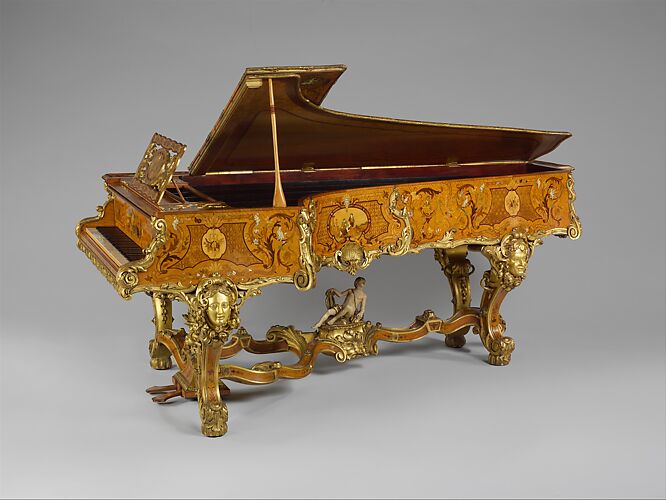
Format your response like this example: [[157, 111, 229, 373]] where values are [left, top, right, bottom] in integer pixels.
[[319, 188, 413, 274], [183, 276, 241, 357], [294, 198, 319, 291], [480, 228, 541, 292], [116, 217, 168, 299], [128, 133, 186, 204], [566, 174, 582, 240], [198, 398, 228, 438]]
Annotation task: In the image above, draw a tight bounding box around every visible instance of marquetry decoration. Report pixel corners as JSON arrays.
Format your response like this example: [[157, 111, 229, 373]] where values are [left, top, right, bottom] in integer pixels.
[[127, 133, 186, 204], [113, 195, 153, 247], [315, 188, 412, 274], [142, 208, 302, 287]]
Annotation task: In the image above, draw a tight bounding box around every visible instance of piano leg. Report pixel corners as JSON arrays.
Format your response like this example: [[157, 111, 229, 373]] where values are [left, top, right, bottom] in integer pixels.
[[197, 341, 228, 437], [148, 292, 174, 370], [476, 229, 540, 366], [435, 246, 474, 348]]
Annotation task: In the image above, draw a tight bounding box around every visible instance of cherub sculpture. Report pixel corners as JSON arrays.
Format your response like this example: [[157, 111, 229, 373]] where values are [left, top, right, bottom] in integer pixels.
[[313, 277, 367, 329]]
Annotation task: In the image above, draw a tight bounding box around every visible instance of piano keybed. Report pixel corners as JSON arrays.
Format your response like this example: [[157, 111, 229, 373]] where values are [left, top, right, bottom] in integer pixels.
[[85, 226, 144, 266]]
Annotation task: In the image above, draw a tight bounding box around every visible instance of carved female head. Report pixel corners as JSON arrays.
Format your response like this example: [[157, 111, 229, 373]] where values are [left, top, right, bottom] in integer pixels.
[[195, 276, 240, 331], [206, 291, 232, 328], [502, 230, 531, 278]]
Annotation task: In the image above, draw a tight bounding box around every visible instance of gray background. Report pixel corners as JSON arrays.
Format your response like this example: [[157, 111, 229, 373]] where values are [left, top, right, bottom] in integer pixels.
[[1, 0, 664, 498]]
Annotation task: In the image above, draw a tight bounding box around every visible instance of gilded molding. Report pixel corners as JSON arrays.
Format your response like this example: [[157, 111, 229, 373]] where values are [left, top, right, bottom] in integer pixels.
[[76, 240, 117, 287], [116, 218, 168, 299], [294, 198, 318, 290], [566, 174, 582, 240]]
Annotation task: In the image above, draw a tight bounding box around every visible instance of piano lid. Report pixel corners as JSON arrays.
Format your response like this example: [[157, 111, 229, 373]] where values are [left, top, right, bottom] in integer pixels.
[[188, 65, 571, 176]]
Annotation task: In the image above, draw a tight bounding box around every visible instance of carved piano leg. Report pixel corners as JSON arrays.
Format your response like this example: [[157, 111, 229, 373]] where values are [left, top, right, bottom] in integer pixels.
[[197, 341, 228, 437], [435, 246, 474, 348], [183, 276, 241, 437], [148, 292, 173, 370], [476, 229, 540, 366]]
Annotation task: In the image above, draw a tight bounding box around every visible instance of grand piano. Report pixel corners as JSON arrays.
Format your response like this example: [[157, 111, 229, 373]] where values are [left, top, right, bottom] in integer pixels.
[[76, 65, 580, 437]]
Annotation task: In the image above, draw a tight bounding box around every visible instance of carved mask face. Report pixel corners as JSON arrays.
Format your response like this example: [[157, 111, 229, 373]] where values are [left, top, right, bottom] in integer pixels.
[[206, 291, 231, 328], [507, 241, 529, 277]]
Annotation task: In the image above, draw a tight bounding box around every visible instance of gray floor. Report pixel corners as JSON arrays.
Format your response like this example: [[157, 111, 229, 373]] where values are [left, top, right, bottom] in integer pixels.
[[1, 1, 665, 498]]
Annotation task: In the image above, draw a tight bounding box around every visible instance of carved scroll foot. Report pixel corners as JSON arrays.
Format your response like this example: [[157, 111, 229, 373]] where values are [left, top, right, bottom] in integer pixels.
[[486, 336, 515, 366], [148, 339, 173, 370], [149, 293, 175, 370], [435, 246, 474, 348], [199, 398, 228, 437]]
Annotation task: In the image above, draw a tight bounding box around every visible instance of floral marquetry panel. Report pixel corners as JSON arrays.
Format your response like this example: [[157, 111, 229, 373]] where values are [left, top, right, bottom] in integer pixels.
[[400, 171, 572, 248], [139, 207, 302, 287], [114, 195, 154, 248]]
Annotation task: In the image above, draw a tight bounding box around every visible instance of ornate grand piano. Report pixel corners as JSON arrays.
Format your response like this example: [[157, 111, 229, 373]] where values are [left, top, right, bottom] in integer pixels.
[[76, 65, 580, 437]]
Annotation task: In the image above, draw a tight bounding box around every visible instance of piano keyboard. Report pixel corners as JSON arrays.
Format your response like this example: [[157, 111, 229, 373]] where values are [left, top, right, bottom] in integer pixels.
[[86, 226, 145, 267]]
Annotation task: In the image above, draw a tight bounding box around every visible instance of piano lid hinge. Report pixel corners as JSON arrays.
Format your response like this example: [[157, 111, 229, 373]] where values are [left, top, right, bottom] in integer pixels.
[[301, 162, 316, 173]]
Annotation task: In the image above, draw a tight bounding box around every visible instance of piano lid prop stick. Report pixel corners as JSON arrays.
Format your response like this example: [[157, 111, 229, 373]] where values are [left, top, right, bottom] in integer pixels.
[[268, 78, 287, 208]]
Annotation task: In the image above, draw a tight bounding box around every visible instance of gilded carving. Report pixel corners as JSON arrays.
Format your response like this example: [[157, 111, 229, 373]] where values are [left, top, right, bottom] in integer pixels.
[[294, 199, 318, 291], [184, 276, 241, 356], [128, 133, 186, 204], [318, 188, 412, 274], [116, 218, 168, 299], [199, 399, 228, 437], [481, 228, 540, 291], [566, 174, 582, 240]]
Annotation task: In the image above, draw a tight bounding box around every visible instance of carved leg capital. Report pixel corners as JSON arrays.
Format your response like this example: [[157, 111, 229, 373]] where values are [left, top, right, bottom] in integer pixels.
[[435, 246, 474, 347], [477, 229, 540, 366]]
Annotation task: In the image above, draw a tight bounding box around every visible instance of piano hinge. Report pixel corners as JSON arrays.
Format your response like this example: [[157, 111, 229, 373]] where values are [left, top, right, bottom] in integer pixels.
[[301, 162, 316, 173]]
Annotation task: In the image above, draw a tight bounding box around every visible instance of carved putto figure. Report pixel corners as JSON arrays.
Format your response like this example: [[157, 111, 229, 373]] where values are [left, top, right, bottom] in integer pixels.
[[313, 277, 367, 329]]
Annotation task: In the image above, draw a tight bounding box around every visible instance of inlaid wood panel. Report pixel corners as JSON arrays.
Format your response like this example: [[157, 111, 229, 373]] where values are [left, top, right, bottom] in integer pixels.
[[140, 207, 302, 287]]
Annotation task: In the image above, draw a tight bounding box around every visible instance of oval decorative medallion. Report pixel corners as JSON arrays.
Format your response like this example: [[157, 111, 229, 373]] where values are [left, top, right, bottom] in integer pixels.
[[202, 228, 227, 259], [504, 190, 521, 216], [330, 207, 370, 240]]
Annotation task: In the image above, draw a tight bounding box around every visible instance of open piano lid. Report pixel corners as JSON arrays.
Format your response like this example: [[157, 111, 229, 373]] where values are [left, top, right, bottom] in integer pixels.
[[188, 65, 571, 176]]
